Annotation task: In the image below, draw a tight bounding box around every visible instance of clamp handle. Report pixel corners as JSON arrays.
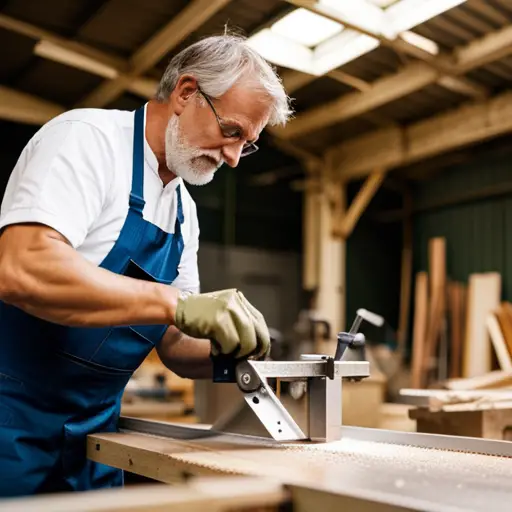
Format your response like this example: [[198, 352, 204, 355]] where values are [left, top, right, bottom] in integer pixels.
[[334, 308, 384, 362]]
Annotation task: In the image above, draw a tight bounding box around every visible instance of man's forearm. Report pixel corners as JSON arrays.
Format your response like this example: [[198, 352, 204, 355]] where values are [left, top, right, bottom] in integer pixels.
[[0, 225, 179, 327], [157, 325, 212, 379]]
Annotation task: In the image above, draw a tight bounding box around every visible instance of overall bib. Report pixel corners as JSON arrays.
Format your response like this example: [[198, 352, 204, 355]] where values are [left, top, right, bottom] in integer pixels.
[[0, 106, 185, 497]]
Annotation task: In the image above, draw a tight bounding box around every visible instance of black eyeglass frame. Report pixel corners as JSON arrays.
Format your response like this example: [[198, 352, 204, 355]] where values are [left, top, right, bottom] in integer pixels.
[[197, 86, 258, 157]]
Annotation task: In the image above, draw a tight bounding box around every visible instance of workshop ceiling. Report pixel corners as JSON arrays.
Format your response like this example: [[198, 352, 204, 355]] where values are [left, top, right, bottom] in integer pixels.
[[0, 0, 512, 184]]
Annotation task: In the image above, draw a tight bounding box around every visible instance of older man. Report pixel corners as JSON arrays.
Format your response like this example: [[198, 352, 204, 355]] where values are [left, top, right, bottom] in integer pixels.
[[0, 33, 292, 496]]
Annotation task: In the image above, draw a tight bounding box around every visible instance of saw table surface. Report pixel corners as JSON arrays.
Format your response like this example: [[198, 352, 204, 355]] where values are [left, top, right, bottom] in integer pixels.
[[88, 419, 512, 512]]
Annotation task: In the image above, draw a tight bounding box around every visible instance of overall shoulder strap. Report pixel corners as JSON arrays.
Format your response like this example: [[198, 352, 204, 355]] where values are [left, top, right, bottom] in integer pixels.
[[129, 106, 145, 215]]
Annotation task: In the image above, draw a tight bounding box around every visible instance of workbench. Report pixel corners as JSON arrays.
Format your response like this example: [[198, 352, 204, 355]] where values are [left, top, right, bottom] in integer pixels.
[[85, 417, 512, 512]]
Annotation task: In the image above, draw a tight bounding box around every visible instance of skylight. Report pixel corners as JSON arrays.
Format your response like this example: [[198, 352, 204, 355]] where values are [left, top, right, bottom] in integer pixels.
[[386, 0, 467, 34], [247, 0, 466, 76], [271, 7, 343, 48]]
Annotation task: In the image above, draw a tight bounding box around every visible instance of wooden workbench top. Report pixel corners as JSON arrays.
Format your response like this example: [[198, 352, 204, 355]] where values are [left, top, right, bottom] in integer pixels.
[[88, 421, 512, 512]]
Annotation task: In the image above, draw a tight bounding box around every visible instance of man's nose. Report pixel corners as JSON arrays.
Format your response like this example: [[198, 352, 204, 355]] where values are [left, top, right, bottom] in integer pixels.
[[221, 142, 244, 168]]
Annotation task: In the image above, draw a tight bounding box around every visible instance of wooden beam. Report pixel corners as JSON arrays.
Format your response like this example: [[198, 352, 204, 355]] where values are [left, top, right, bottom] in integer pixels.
[[456, 24, 512, 71], [269, 137, 323, 167], [332, 170, 386, 238], [0, 13, 161, 101], [272, 19, 512, 140], [331, 90, 512, 179], [0, 14, 127, 73], [0, 86, 64, 125], [76, 0, 231, 108], [272, 62, 438, 139], [281, 68, 372, 95], [327, 69, 372, 92]]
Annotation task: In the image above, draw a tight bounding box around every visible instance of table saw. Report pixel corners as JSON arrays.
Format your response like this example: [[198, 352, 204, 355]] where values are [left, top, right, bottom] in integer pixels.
[[82, 309, 512, 511]]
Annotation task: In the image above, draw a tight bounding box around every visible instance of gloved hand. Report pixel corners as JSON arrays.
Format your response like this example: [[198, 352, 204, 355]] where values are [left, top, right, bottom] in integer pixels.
[[174, 288, 270, 359]]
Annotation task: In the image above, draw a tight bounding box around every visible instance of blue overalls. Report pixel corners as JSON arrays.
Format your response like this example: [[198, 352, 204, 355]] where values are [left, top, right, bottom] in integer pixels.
[[0, 106, 185, 497]]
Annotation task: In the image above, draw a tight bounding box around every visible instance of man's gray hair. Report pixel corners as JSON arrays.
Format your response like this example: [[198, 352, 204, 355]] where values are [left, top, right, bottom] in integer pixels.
[[155, 33, 293, 126]]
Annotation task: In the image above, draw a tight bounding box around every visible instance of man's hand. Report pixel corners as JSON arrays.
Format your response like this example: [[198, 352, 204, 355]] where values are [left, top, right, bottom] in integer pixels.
[[174, 289, 270, 359]]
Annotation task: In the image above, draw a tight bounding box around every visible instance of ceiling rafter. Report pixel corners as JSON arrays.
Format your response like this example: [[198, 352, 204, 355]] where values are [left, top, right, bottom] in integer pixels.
[[75, 0, 232, 108]]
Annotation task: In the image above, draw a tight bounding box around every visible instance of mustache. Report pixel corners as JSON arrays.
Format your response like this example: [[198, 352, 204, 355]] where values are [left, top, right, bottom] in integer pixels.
[[198, 154, 223, 167]]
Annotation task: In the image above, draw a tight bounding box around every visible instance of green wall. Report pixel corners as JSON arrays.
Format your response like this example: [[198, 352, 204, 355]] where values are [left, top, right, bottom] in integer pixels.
[[413, 146, 512, 302]]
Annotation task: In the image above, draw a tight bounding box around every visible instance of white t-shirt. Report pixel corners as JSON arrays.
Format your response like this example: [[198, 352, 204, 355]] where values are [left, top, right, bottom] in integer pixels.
[[0, 104, 200, 294]]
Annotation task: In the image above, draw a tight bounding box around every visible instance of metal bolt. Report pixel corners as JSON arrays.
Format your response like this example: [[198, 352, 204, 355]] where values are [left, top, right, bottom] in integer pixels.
[[241, 373, 251, 385]]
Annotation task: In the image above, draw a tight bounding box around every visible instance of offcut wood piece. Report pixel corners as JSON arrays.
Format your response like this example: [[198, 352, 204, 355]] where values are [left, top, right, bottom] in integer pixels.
[[400, 388, 512, 410], [411, 272, 428, 388], [0, 477, 286, 512], [463, 273, 502, 378], [445, 370, 512, 391], [487, 312, 512, 371], [447, 281, 466, 378]]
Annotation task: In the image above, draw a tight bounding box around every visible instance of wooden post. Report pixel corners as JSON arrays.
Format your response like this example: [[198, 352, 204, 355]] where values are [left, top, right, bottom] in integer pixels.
[[315, 156, 346, 352]]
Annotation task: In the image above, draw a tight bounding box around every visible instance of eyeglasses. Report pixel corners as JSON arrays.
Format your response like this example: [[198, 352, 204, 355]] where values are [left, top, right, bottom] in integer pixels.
[[197, 86, 258, 157]]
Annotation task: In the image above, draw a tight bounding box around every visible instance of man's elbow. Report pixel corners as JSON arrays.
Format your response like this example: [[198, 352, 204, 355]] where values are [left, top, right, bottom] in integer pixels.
[[0, 255, 35, 306]]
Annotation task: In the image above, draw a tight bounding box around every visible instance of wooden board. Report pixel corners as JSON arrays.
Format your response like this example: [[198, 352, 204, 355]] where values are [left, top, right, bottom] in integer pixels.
[[463, 273, 502, 378], [448, 281, 466, 379], [411, 272, 428, 388]]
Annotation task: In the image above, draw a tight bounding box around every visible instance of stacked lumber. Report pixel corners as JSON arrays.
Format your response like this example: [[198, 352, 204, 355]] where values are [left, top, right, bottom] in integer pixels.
[[410, 236, 504, 388]]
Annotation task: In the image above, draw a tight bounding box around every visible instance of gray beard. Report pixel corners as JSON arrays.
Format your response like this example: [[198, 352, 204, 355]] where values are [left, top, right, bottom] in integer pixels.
[[164, 115, 222, 186]]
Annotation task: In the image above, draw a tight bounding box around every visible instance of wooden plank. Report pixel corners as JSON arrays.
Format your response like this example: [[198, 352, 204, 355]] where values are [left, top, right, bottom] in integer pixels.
[[445, 370, 512, 391], [423, 238, 447, 384], [411, 272, 428, 388], [400, 388, 512, 409], [448, 281, 466, 379], [463, 273, 502, 378], [0, 477, 286, 511]]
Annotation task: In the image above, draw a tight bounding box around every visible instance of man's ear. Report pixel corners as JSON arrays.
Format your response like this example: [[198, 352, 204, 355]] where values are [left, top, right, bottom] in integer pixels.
[[171, 75, 199, 115]]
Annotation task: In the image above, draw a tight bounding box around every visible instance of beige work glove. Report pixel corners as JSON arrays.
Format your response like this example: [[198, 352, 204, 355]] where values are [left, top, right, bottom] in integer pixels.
[[174, 289, 271, 359]]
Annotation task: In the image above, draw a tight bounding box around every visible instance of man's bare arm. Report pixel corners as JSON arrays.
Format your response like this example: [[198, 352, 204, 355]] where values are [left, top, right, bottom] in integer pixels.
[[156, 325, 212, 380], [0, 224, 179, 327]]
